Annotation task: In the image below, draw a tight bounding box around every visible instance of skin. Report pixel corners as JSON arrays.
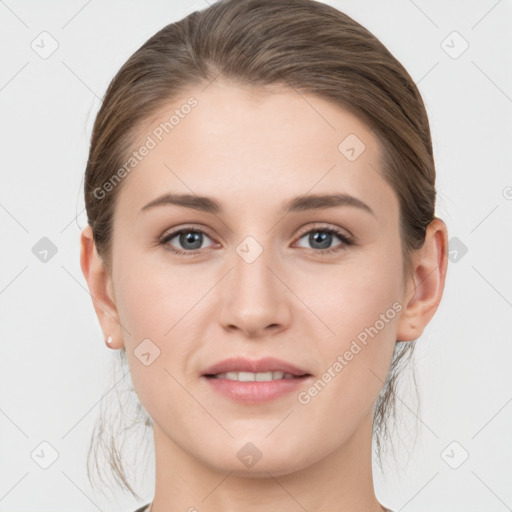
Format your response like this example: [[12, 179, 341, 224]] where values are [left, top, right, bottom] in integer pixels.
[[81, 80, 448, 512]]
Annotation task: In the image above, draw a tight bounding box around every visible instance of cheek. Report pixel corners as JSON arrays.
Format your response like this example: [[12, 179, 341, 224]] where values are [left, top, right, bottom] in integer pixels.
[[112, 260, 199, 416], [113, 249, 198, 338], [293, 255, 402, 432], [113, 237, 403, 351], [296, 248, 403, 392], [297, 251, 403, 336]]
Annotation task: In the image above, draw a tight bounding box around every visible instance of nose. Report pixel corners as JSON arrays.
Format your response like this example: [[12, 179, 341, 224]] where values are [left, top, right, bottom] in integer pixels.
[[219, 242, 291, 338]]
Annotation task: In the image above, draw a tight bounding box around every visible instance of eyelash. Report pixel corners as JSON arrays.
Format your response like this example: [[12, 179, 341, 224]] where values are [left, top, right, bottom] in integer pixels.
[[158, 224, 353, 257]]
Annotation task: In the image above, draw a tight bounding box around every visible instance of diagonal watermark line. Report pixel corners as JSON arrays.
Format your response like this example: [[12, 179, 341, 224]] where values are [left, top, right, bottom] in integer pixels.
[[471, 0, 503, 30], [164, 367, 233, 438], [201, 471, 233, 503], [471, 470, 511, 510], [60, 206, 86, 233], [471, 395, 512, 439], [0, 62, 29, 92], [0, 203, 29, 233], [265, 409, 295, 438], [0, 472, 29, 503], [61, 61, 101, 100], [470, 204, 499, 233], [471, 265, 512, 309], [0, 0, 29, 28], [61, 367, 130, 439], [265, 164, 337, 235], [0, 408, 29, 438], [266, 472, 308, 511], [416, 61, 439, 85], [407, 0, 439, 28], [0, 265, 28, 296], [396, 472, 440, 511], [60, 264, 133, 336], [163, 267, 234, 337], [163, 163, 232, 234], [61, 0, 93, 29], [472, 60, 512, 105], [200, 68, 221, 93], [265, 265, 336, 335], [60, 471, 102, 510], [368, 367, 439, 438]]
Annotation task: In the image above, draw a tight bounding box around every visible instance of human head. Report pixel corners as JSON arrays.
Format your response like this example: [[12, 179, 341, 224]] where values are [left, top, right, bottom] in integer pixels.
[[80, 0, 448, 498]]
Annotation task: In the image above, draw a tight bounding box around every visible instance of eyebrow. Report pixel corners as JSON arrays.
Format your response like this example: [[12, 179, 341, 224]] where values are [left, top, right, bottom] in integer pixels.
[[139, 192, 375, 217]]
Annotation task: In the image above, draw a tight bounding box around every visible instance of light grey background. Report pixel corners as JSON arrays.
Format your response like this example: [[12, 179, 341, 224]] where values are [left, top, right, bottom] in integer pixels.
[[1, 1, 511, 511]]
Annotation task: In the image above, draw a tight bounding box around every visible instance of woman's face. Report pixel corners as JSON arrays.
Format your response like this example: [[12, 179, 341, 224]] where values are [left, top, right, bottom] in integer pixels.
[[105, 81, 411, 475]]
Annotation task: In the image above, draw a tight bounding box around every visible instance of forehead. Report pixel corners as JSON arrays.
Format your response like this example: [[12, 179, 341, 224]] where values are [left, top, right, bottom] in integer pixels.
[[118, 80, 398, 224]]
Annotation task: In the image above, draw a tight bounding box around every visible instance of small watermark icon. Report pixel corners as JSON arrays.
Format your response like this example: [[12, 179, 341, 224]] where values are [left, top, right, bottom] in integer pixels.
[[441, 31, 469, 59], [32, 237, 58, 263], [236, 236, 264, 263], [237, 442, 262, 468], [31, 441, 59, 469], [31, 31, 59, 59], [134, 338, 161, 366], [448, 236, 468, 263], [338, 133, 366, 161], [441, 441, 469, 469]]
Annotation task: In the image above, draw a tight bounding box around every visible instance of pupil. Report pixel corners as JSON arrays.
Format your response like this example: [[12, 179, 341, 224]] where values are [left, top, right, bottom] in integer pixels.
[[311, 231, 331, 249], [180, 231, 202, 250], [177, 231, 333, 251]]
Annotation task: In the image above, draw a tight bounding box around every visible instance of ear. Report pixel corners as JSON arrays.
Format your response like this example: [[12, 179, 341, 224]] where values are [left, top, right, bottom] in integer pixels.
[[80, 225, 125, 349], [396, 217, 449, 342]]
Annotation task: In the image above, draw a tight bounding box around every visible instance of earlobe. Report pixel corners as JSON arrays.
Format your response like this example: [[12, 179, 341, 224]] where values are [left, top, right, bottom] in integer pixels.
[[80, 225, 124, 349], [396, 218, 449, 342]]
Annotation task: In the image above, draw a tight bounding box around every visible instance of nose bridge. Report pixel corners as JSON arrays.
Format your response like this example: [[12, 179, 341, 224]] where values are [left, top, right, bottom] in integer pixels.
[[232, 234, 278, 303], [219, 233, 289, 333]]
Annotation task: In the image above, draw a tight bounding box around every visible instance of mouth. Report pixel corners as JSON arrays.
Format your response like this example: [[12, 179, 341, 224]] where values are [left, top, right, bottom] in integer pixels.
[[201, 356, 312, 380], [204, 371, 311, 381], [201, 357, 312, 403]]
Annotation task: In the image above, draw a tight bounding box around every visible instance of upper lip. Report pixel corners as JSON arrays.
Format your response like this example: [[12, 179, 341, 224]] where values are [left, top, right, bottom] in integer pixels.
[[202, 357, 311, 377]]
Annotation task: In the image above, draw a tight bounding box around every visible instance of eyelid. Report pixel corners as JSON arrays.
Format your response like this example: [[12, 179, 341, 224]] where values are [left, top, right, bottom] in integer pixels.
[[160, 223, 351, 242], [294, 222, 353, 241], [161, 223, 211, 237], [159, 224, 217, 246], [159, 222, 354, 255]]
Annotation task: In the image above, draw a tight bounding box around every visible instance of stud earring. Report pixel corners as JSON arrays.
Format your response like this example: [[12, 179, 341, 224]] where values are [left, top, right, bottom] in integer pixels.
[[106, 335, 113, 344]]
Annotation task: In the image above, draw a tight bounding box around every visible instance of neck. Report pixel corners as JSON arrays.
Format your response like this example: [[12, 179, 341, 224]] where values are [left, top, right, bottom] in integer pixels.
[[149, 409, 385, 512]]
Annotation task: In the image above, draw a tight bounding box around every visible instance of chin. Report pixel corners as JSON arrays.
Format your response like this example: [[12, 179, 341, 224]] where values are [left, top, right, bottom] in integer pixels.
[[199, 443, 313, 478]]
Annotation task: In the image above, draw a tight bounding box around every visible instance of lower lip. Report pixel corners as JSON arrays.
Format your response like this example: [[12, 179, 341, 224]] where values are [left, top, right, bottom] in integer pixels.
[[202, 375, 311, 404]]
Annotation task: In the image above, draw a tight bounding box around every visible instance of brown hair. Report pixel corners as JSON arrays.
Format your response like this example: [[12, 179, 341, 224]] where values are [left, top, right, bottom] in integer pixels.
[[84, 0, 435, 499]]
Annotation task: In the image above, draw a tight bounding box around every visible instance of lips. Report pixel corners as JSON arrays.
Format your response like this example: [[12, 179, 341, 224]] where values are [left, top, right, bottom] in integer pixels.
[[202, 356, 311, 378]]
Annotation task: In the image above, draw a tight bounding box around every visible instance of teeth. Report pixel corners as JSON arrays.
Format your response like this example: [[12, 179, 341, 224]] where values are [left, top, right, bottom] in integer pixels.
[[212, 371, 297, 381]]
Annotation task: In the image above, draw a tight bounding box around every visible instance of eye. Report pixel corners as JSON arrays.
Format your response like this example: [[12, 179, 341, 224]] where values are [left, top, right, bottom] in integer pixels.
[[158, 224, 353, 257], [295, 225, 353, 255], [159, 227, 215, 256]]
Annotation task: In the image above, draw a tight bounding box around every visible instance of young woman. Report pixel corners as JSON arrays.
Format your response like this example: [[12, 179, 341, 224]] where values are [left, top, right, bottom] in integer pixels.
[[80, 0, 449, 510]]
